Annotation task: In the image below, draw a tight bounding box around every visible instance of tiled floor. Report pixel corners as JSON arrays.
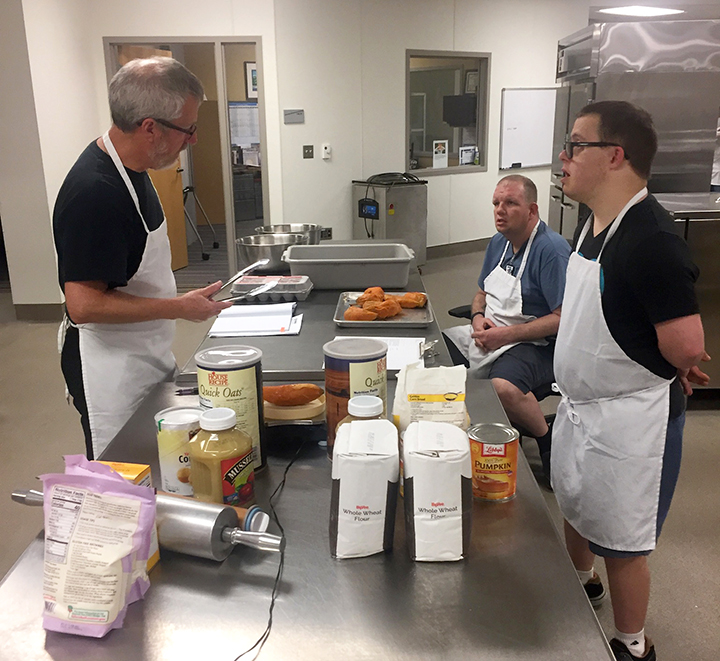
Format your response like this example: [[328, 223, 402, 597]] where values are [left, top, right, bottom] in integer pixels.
[[1, 251, 718, 659]]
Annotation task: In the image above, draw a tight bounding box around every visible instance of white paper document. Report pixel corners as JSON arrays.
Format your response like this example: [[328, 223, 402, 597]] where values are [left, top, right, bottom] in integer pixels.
[[335, 336, 425, 371], [209, 303, 302, 337]]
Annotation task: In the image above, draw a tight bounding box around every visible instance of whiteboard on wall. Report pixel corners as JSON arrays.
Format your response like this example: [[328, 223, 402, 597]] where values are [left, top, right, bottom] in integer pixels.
[[499, 87, 557, 170]]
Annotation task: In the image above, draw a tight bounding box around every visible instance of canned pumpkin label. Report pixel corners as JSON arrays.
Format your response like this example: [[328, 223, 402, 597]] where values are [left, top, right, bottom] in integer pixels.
[[470, 438, 518, 501]]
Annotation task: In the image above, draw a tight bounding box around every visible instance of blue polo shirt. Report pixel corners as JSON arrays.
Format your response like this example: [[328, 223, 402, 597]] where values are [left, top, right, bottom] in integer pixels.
[[478, 220, 571, 319]]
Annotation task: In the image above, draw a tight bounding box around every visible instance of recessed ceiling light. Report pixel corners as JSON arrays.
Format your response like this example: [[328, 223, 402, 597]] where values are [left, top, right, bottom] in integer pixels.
[[598, 6, 685, 17]]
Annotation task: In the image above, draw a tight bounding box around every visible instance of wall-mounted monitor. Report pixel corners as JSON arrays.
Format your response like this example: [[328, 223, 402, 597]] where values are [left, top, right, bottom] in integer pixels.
[[442, 94, 477, 127]]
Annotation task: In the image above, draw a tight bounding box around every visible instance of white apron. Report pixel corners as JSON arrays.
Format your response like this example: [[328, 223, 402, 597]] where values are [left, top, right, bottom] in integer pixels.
[[446, 222, 545, 378], [60, 132, 177, 458], [552, 187, 671, 552]]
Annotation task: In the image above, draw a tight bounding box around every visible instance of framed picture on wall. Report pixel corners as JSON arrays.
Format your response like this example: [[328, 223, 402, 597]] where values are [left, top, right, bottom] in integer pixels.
[[465, 70, 479, 94], [245, 62, 258, 99]]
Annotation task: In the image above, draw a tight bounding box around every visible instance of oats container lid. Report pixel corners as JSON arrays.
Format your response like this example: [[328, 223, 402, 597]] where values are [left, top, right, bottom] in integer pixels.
[[323, 338, 388, 361], [195, 345, 263, 369]]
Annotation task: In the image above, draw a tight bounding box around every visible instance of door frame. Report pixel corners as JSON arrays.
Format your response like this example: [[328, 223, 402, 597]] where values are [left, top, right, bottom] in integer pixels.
[[103, 36, 270, 274]]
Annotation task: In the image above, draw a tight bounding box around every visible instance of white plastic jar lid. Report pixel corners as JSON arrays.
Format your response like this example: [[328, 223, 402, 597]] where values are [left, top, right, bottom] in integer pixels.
[[199, 407, 237, 431], [347, 395, 384, 418], [154, 406, 204, 431]]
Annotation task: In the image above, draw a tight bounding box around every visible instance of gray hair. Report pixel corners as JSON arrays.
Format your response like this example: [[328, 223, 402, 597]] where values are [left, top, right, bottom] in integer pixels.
[[109, 57, 204, 132], [497, 174, 538, 205]]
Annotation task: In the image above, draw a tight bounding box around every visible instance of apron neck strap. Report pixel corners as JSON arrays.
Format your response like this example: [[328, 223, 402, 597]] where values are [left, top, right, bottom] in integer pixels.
[[576, 187, 648, 259], [497, 219, 540, 280], [102, 131, 150, 234]]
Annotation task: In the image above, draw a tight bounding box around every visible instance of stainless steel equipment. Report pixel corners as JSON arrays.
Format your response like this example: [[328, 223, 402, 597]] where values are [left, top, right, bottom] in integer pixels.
[[154, 494, 283, 560], [213, 258, 270, 299], [352, 176, 428, 265], [655, 192, 720, 387], [255, 223, 324, 244], [550, 20, 720, 240], [12, 489, 284, 562], [236, 233, 308, 272]]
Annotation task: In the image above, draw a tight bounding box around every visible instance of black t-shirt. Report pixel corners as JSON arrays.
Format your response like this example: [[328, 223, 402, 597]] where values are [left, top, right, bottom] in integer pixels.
[[53, 141, 164, 293], [573, 194, 700, 416]]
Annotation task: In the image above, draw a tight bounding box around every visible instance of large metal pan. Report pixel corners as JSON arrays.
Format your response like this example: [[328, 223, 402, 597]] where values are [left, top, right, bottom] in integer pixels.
[[254, 223, 323, 245], [236, 233, 308, 272]]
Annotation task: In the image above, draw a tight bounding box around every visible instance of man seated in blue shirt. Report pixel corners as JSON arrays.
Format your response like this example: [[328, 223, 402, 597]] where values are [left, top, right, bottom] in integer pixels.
[[444, 175, 571, 481]]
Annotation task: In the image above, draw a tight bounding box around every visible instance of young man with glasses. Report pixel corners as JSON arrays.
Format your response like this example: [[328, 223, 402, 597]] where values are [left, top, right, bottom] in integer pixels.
[[53, 57, 231, 460], [554, 100, 709, 661]]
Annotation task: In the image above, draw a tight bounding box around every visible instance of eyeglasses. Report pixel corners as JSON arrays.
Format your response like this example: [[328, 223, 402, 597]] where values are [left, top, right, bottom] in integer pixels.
[[563, 140, 627, 159], [138, 118, 197, 137]]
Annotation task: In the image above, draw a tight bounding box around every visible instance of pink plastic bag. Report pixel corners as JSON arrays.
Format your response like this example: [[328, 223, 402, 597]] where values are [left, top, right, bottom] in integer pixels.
[[40, 455, 155, 637]]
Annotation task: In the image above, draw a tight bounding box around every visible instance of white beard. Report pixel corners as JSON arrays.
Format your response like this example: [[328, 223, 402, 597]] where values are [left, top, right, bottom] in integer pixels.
[[150, 139, 184, 170]]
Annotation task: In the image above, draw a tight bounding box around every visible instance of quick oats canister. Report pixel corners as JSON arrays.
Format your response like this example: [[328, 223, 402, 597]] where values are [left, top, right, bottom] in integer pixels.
[[467, 423, 519, 502], [154, 406, 204, 496], [195, 346, 266, 472], [323, 338, 388, 460]]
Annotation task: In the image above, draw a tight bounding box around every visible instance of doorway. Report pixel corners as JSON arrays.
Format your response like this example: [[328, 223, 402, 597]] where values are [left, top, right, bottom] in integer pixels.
[[104, 37, 270, 290]]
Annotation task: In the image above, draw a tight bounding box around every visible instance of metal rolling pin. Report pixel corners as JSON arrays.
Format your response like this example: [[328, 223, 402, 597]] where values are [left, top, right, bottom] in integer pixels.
[[12, 489, 283, 562]]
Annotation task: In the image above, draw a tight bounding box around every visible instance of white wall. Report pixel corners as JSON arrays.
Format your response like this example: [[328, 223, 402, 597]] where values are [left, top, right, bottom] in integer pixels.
[[274, 0, 364, 237], [273, 0, 590, 247], [358, 0, 589, 245], [0, 0, 65, 306], [1, 0, 280, 305]]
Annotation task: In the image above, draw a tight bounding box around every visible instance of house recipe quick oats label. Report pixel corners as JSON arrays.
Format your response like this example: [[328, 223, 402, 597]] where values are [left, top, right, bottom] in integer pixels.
[[195, 345, 264, 471], [349, 356, 387, 406]]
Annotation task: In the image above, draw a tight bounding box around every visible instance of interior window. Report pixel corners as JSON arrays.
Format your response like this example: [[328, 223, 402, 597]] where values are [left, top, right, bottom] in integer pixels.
[[407, 51, 490, 173]]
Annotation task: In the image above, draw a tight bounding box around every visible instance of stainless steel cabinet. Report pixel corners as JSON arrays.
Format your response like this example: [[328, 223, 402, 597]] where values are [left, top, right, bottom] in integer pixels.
[[656, 193, 720, 387]]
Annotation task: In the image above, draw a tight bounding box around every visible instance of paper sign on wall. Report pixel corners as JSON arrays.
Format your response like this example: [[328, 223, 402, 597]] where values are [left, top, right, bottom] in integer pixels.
[[433, 140, 448, 169]]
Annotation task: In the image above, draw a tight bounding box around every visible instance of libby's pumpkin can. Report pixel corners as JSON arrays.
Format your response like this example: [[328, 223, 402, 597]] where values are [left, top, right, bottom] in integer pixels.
[[467, 423, 519, 502]]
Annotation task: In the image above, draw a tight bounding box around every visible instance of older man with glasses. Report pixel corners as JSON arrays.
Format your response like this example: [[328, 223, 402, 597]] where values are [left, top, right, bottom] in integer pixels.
[[53, 57, 231, 460]]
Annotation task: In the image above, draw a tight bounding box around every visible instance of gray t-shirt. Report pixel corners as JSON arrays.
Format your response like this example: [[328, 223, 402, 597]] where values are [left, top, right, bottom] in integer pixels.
[[478, 220, 571, 320]]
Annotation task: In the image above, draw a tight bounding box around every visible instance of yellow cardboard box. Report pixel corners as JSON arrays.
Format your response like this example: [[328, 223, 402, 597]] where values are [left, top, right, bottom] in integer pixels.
[[97, 461, 160, 572]]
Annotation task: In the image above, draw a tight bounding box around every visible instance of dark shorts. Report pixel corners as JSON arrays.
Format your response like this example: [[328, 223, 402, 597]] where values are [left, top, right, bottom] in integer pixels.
[[488, 342, 555, 395], [590, 412, 685, 558]]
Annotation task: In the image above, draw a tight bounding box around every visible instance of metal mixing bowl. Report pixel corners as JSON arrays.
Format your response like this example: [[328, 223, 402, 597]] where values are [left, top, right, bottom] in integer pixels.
[[236, 233, 308, 272], [254, 223, 323, 245]]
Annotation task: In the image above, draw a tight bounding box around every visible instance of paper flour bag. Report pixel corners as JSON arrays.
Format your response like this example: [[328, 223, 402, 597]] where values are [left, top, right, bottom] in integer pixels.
[[330, 420, 399, 558], [403, 421, 473, 561]]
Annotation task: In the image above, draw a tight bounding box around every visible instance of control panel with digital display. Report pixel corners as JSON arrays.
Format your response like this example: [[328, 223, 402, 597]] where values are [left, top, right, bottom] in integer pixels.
[[358, 198, 380, 220]]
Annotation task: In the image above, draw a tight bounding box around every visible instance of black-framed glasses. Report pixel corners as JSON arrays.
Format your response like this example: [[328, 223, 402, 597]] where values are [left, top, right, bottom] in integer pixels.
[[138, 117, 197, 137], [563, 140, 626, 159]]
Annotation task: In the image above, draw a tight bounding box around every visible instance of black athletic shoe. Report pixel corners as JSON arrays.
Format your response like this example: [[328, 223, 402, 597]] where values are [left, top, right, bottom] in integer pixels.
[[583, 573, 606, 608], [610, 636, 656, 661]]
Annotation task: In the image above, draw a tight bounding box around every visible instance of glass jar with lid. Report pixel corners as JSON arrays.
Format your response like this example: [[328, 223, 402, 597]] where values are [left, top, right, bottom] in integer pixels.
[[335, 395, 385, 434]]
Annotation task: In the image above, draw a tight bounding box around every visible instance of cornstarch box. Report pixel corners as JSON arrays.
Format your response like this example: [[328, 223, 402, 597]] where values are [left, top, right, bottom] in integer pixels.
[[97, 461, 160, 571]]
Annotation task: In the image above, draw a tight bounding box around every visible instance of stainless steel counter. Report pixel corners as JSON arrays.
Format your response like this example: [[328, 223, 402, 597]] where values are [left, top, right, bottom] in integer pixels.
[[655, 192, 720, 220], [0, 275, 613, 660], [179, 270, 449, 383]]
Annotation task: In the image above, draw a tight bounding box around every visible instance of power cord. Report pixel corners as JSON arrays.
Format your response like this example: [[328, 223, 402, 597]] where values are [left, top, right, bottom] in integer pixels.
[[233, 440, 308, 660]]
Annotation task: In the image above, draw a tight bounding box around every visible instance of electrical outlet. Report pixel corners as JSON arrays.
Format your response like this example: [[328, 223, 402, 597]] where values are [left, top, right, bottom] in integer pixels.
[[320, 227, 333, 240], [303, 145, 314, 159]]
